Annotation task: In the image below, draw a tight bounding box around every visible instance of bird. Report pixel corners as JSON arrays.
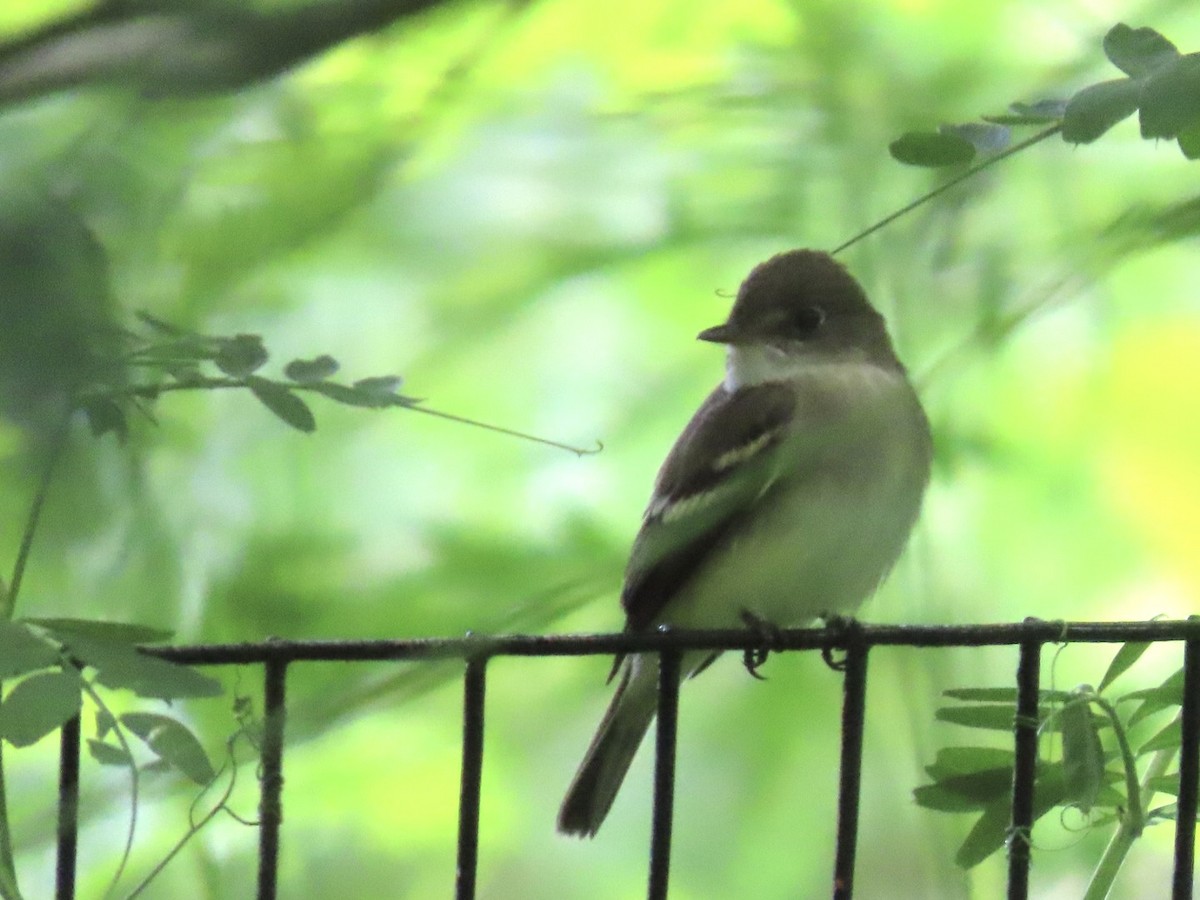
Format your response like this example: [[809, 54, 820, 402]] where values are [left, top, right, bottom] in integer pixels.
[[557, 249, 932, 837]]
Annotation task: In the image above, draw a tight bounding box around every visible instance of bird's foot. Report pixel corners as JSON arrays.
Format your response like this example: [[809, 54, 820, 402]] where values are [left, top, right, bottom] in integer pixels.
[[739, 609, 784, 681], [817, 613, 857, 671]]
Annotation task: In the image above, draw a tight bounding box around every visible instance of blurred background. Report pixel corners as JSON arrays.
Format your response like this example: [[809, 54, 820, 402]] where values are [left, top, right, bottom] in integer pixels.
[[0, 0, 1197, 896]]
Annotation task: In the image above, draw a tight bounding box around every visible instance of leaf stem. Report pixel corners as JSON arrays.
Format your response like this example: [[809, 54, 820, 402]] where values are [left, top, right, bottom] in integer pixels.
[[831, 123, 1063, 255], [118, 377, 602, 456], [1083, 721, 1179, 900]]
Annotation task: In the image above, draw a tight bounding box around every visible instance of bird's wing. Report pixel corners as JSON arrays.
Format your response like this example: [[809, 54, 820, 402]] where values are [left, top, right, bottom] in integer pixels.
[[620, 381, 797, 632]]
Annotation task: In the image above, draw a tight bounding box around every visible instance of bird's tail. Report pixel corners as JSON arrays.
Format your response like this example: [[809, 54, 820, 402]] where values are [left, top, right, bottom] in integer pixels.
[[557, 659, 658, 837]]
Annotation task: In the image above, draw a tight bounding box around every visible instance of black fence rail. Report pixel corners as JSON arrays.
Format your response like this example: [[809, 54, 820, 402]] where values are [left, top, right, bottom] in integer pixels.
[[48, 619, 1200, 899]]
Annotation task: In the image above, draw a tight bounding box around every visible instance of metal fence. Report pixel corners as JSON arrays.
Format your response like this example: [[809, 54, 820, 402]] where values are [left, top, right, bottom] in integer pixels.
[[49, 619, 1200, 899]]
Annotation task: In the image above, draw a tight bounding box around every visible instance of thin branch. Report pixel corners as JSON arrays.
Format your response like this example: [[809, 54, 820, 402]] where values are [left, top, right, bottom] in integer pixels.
[[831, 124, 1064, 256]]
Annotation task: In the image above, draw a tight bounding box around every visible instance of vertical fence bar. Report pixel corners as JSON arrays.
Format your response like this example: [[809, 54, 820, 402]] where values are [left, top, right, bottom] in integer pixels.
[[1172, 636, 1200, 899], [832, 634, 869, 900], [455, 657, 488, 900], [648, 649, 681, 900], [55, 713, 81, 900], [257, 659, 288, 900], [1007, 635, 1042, 900]]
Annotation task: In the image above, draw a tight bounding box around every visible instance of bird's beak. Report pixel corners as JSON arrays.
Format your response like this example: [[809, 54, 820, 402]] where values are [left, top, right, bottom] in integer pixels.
[[697, 322, 738, 344]]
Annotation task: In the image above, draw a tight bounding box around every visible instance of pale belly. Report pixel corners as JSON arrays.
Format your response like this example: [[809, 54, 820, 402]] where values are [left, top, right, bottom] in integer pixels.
[[655, 439, 927, 632]]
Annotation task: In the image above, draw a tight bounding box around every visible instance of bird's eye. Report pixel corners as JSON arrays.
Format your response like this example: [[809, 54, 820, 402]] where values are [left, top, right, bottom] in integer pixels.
[[788, 305, 825, 338]]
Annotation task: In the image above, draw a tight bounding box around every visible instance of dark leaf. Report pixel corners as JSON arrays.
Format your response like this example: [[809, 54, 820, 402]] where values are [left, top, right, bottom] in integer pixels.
[[87, 738, 132, 766], [247, 376, 316, 433], [135, 312, 185, 336], [888, 131, 976, 166], [924, 746, 1015, 779], [936, 704, 1017, 730], [58, 634, 222, 700], [914, 769, 1013, 811], [1098, 641, 1151, 693], [941, 122, 1010, 153], [1140, 54, 1200, 139], [1103, 24, 1179, 78], [1178, 123, 1200, 159], [0, 670, 81, 747], [984, 99, 1067, 125], [1062, 78, 1140, 143], [1060, 694, 1104, 812], [121, 712, 216, 784], [284, 354, 339, 383], [215, 333, 268, 377], [81, 397, 128, 442], [943, 687, 1074, 703], [30, 618, 173, 643], [955, 766, 1068, 869], [0, 620, 60, 678], [95, 708, 116, 739], [352, 375, 403, 398]]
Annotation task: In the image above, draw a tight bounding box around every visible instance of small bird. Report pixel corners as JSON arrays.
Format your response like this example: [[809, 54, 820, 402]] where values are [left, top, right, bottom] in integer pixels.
[[557, 249, 932, 837]]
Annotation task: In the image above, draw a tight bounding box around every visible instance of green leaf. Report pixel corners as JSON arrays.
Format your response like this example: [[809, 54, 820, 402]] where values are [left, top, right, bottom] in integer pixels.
[[1103, 24, 1179, 78], [247, 376, 316, 433], [81, 397, 129, 442], [983, 100, 1066, 125], [121, 712, 216, 784], [1177, 122, 1200, 159], [888, 131, 976, 166], [59, 635, 222, 700], [352, 375, 403, 399], [943, 688, 1074, 703], [0, 670, 81, 747], [215, 333, 269, 377], [0, 621, 60, 678], [29, 618, 174, 643], [135, 311, 186, 336], [915, 769, 1013, 812], [1140, 54, 1200, 139], [87, 738, 132, 766], [936, 705, 1018, 730], [954, 766, 1068, 869], [1098, 641, 1151, 693], [284, 354, 339, 382], [1062, 78, 1140, 144], [309, 381, 389, 409], [1137, 718, 1181, 755], [941, 122, 1010, 153], [1060, 694, 1104, 813], [924, 746, 1015, 779], [1125, 668, 1183, 727]]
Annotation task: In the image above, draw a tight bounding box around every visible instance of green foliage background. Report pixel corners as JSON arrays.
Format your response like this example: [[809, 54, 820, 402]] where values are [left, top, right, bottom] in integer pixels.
[[0, 0, 1198, 897]]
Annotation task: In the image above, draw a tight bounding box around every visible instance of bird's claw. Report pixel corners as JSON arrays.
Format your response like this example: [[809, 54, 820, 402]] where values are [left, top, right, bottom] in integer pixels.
[[740, 609, 784, 680]]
